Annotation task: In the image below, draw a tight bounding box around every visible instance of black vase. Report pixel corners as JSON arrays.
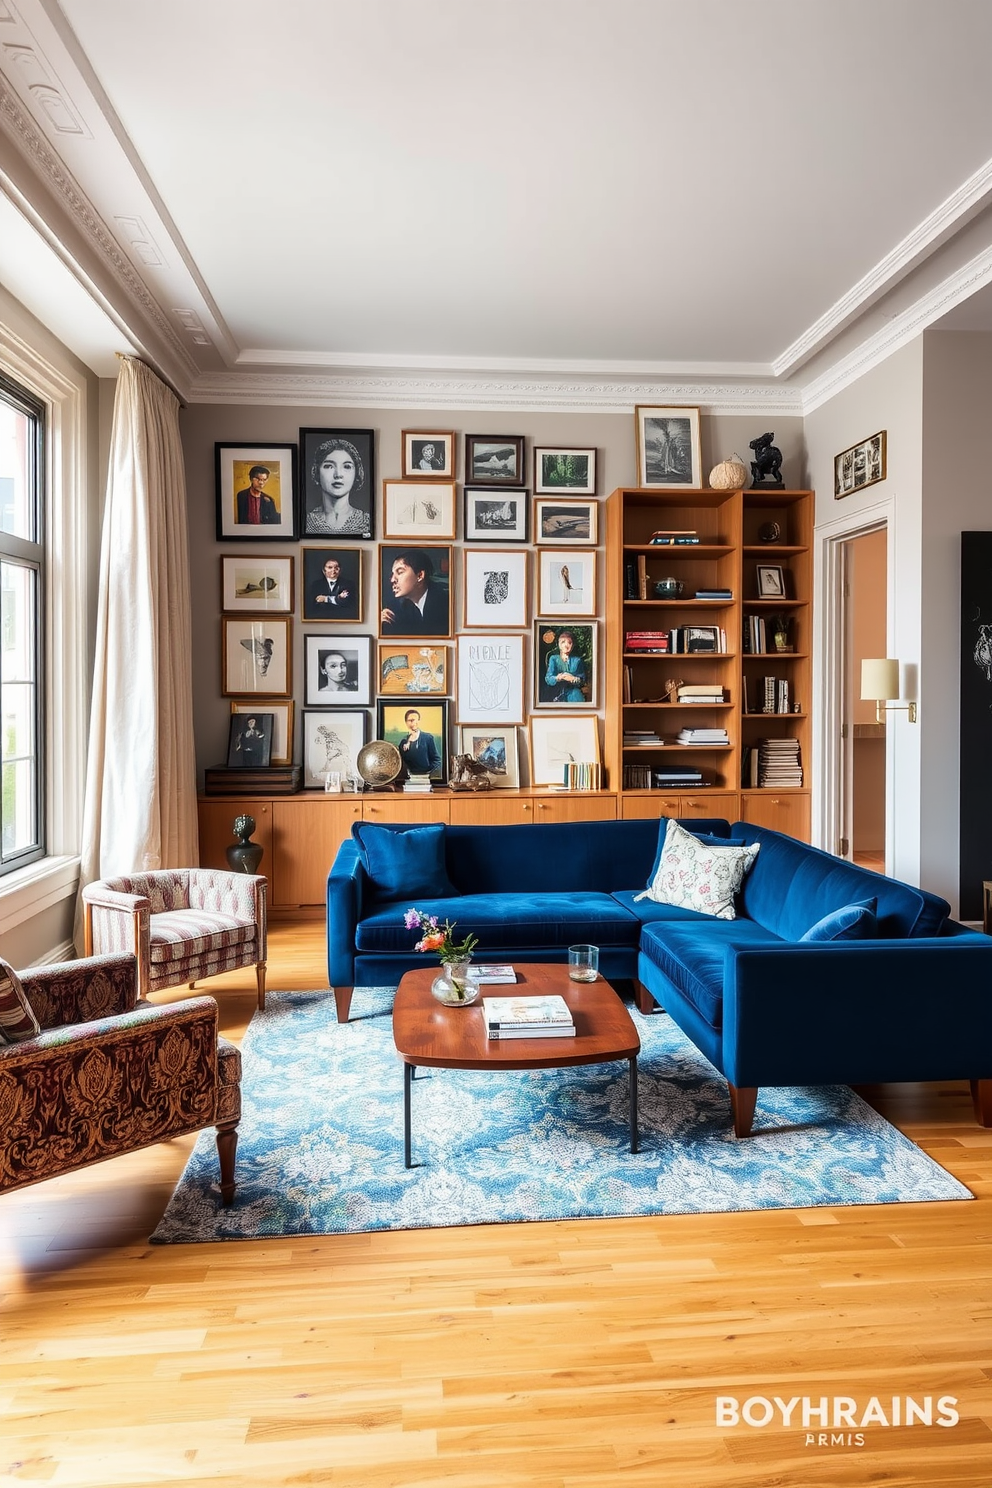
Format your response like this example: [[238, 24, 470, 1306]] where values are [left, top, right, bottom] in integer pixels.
[[226, 813, 263, 875]]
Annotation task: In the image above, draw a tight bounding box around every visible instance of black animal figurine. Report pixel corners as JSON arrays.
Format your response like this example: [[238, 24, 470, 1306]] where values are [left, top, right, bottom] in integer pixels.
[[749, 433, 784, 489]]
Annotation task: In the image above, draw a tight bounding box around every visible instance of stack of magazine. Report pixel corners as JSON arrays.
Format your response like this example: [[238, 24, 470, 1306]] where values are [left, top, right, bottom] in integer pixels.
[[483, 994, 576, 1040]]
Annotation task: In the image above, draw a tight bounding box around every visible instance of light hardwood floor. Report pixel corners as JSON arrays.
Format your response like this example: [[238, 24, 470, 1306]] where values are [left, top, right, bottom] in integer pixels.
[[2, 922, 991, 1487]]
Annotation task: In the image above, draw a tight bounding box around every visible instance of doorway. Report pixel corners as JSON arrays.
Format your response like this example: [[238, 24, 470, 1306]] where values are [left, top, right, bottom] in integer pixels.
[[839, 527, 887, 869]]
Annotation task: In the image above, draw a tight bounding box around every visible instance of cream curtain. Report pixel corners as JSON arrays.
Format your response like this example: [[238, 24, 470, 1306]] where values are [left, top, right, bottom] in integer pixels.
[[75, 358, 197, 943]]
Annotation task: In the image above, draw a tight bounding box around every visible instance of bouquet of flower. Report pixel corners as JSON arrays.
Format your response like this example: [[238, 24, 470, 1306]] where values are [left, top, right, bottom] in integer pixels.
[[405, 907, 478, 965]]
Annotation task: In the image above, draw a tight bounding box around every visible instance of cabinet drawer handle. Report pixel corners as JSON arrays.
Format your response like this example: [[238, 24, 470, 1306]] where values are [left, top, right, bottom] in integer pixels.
[[685, 799, 698, 807], [522, 804, 532, 811], [537, 803, 548, 810]]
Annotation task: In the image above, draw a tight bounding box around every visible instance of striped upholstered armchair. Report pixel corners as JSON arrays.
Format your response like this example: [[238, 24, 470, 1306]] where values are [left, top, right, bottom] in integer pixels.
[[0, 953, 241, 1203], [82, 869, 267, 1009]]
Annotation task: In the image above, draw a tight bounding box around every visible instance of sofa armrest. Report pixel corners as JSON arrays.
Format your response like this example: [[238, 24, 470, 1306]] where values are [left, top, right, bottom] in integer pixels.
[[722, 938, 992, 1088], [19, 953, 138, 1030], [327, 841, 366, 986]]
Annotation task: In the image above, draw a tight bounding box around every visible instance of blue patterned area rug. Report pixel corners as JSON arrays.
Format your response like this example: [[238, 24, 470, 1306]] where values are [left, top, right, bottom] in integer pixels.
[[151, 989, 970, 1243]]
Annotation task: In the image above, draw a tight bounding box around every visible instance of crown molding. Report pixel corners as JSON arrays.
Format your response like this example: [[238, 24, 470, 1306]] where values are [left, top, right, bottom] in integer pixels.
[[187, 367, 806, 414], [775, 154, 992, 379], [800, 240, 992, 413]]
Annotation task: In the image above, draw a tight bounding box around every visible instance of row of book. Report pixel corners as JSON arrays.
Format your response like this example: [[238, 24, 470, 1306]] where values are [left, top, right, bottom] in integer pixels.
[[484, 994, 575, 1040], [625, 628, 728, 654], [742, 676, 793, 714], [622, 764, 710, 788], [561, 761, 602, 790], [676, 727, 729, 746], [649, 529, 701, 545], [625, 556, 733, 601], [742, 737, 803, 787], [743, 615, 792, 653], [403, 774, 433, 793]]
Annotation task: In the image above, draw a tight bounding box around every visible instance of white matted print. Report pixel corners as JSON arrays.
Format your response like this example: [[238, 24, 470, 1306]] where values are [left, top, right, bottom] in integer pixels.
[[302, 709, 368, 789], [463, 487, 529, 543], [231, 699, 294, 766], [463, 548, 529, 629], [402, 431, 455, 479], [221, 617, 292, 697], [533, 497, 598, 545], [529, 714, 600, 787], [221, 554, 294, 613], [533, 447, 596, 495], [304, 633, 372, 706], [537, 549, 596, 616], [383, 481, 456, 539], [456, 633, 525, 724], [458, 725, 520, 788]]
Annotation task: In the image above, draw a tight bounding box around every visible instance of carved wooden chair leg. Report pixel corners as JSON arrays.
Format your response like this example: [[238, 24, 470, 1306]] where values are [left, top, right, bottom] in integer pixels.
[[634, 980, 659, 1015], [256, 961, 267, 1011], [333, 986, 354, 1023], [216, 1120, 239, 1206], [728, 1083, 758, 1137], [970, 1078, 992, 1127], [189, 980, 197, 989]]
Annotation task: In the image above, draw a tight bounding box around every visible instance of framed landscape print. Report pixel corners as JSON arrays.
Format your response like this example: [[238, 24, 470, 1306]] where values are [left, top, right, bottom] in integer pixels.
[[300, 547, 362, 623], [834, 430, 886, 498], [304, 633, 372, 706], [379, 544, 452, 638], [634, 405, 702, 489], [231, 699, 294, 766], [456, 633, 525, 724], [376, 698, 450, 784], [533, 621, 596, 708], [377, 642, 450, 696], [221, 617, 292, 697], [537, 549, 596, 617], [462, 548, 529, 629], [299, 427, 375, 540], [383, 480, 457, 540], [463, 486, 528, 543], [302, 709, 368, 789], [465, 434, 524, 485], [457, 724, 520, 789], [533, 497, 598, 545], [402, 430, 455, 479], [215, 443, 297, 541], [533, 446, 596, 495], [220, 554, 294, 613], [529, 714, 600, 787]]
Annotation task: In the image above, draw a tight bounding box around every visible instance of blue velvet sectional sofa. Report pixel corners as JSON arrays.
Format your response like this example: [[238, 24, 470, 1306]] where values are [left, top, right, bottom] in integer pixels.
[[326, 817, 992, 1136]]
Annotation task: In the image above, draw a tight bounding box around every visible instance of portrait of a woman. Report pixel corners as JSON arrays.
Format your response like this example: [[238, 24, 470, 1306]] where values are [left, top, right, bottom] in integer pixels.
[[301, 428, 375, 539], [535, 623, 596, 707]]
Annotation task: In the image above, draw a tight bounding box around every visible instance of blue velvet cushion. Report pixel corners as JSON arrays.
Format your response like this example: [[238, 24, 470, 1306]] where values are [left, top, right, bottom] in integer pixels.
[[639, 918, 782, 1029], [356, 891, 641, 952], [799, 898, 877, 942], [350, 821, 454, 902]]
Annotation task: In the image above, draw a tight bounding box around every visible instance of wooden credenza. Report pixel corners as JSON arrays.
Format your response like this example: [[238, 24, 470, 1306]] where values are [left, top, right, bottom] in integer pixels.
[[197, 790, 619, 913]]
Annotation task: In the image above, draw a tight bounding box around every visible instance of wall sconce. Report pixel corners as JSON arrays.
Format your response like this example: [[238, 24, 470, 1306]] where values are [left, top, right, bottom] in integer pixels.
[[860, 658, 918, 723]]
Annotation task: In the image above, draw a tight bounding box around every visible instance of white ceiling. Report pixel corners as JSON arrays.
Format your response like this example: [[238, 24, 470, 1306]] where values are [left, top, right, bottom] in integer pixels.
[[2, 0, 992, 407]]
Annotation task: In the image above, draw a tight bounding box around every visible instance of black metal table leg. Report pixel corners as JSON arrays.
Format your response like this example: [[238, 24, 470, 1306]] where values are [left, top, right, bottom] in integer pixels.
[[629, 1055, 639, 1153], [404, 1061, 414, 1168]]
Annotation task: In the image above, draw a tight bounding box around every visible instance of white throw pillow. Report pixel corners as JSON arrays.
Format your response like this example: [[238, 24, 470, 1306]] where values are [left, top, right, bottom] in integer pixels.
[[634, 819, 760, 920]]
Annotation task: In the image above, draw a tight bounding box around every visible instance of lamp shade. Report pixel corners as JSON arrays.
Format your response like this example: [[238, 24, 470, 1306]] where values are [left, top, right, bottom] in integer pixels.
[[861, 658, 900, 701]]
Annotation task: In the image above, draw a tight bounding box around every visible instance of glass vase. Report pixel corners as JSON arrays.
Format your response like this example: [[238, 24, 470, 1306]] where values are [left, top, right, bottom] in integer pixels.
[[430, 958, 481, 1007]]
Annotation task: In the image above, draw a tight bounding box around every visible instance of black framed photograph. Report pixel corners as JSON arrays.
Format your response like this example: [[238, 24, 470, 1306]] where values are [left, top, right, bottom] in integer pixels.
[[227, 711, 273, 768], [231, 699, 294, 766], [221, 617, 292, 697], [465, 434, 524, 485], [220, 554, 294, 613], [686, 625, 720, 653], [534, 497, 598, 545], [402, 430, 455, 479], [215, 443, 297, 540], [304, 633, 373, 706], [299, 427, 375, 540], [463, 486, 528, 543], [634, 406, 702, 489], [379, 543, 452, 638], [376, 698, 450, 784], [834, 430, 887, 498], [302, 709, 368, 790], [756, 564, 786, 598], [301, 547, 362, 622], [533, 447, 596, 495], [533, 621, 597, 708]]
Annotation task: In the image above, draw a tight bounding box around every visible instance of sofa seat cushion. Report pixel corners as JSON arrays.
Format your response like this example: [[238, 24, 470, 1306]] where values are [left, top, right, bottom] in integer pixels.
[[149, 911, 256, 965], [355, 893, 640, 954], [639, 918, 783, 1029]]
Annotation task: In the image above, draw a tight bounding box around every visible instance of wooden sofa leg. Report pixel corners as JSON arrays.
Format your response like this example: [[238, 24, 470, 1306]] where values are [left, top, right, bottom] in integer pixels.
[[255, 961, 267, 1011], [971, 1079, 992, 1126], [634, 980, 659, 1015], [728, 1083, 758, 1138], [333, 986, 354, 1023], [216, 1121, 239, 1206]]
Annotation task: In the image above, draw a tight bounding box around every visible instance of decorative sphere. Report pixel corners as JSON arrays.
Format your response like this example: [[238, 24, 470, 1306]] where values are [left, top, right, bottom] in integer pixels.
[[709, 456, 747, 490], [357, 740, 402, 788], [759, 521, 782, 543]]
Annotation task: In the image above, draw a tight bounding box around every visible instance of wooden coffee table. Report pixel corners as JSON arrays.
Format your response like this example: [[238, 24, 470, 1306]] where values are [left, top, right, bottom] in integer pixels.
[[392, 962, 641, 1168]]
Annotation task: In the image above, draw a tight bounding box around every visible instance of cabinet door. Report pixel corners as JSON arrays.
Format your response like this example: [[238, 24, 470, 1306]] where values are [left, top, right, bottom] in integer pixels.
[[272, 797, 363, 907], [449, 795, 535, 826], [740, 791, 810, 841], [621, 792, 738, 822], [362, 798, 451, 825], [532, 795, 617, 824], [198, 799, 273, 874]]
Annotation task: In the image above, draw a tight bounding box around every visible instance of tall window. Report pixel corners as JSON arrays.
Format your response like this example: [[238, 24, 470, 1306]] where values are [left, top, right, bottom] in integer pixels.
[[0, 374, 43, 873]]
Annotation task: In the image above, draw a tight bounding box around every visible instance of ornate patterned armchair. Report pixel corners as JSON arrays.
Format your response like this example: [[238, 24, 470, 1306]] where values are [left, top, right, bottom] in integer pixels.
[[0, 953, 241, 1204], [82, 868, 267, 1009]]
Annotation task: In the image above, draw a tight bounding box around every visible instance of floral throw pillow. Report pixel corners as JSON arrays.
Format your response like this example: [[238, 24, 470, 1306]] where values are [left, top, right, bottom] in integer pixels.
[[634, 818, 760, 920], [0, 955, 40, 1042]]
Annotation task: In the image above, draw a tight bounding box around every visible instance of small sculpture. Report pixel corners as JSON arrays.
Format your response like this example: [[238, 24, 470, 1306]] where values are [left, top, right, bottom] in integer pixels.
[[749, 433, 784, 489], [226, 814, 264, 875], [664, 677, 684, 703], [449, 753, 493, 791]]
